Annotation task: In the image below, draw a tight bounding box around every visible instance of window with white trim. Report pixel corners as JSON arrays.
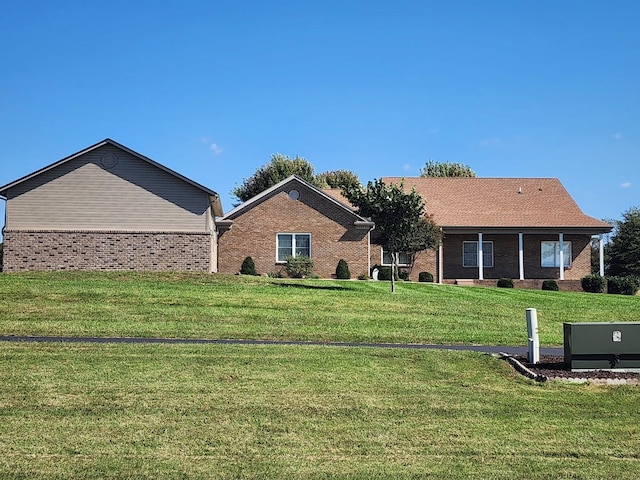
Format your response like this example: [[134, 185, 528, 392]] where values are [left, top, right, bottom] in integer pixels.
[[541, 241, 571, 267], [463, 241, 494, 268], [381, 249, 412, 266], [277, 234, 311, 262]]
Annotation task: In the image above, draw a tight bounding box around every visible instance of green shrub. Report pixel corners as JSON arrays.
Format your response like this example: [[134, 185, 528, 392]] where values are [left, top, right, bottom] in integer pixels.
[[607, 275, 640, 295], [240, 256, 258, 276], [418, 271, 434, 283], [357, 273, 369, 281], [581, 274, 606, 293], [336, 259, 351, 279], [497, 278, 514, 288], [542, 280, 559, 291], [373, 266, 398, 281], [284, 255, 314, 278], [398, 269, 410, 281]]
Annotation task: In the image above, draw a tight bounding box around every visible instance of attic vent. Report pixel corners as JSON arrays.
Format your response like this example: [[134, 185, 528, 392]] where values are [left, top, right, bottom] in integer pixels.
[[518, 186, 522, 194], [289, 190, 300, 200], [101, 153, 118, 169]]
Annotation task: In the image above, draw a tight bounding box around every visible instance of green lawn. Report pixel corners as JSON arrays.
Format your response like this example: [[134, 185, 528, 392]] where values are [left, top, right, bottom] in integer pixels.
[[1, 272, 639, 479], [1, 342, 638, 479], [1, 271, 639, 346]]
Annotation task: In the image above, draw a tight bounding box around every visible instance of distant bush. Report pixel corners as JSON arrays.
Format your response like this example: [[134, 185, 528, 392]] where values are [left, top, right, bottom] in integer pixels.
[[398, 269, 410, 281], [418, 271, 434, 283], [607, 275, 640, 295], [497, 278, 514, 288], [542, 280, 559, 291], [336, 259, 351, 279], [284, 255, 314, 278], [240, 256, 258, 276], [266, 271, 283, 278], [581, 274, 606, 293]]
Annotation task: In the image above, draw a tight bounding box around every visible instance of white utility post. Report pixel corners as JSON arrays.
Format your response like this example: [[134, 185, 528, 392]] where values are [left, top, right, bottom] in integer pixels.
[[526, 308, 540, 364]]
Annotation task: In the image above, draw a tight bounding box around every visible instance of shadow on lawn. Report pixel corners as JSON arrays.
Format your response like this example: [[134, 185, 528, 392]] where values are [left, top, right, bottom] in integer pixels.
[[276, 282, 353, 291]]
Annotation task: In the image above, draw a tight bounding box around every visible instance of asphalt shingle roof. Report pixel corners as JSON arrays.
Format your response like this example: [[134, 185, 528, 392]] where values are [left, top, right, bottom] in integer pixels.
[[325, 178, 611, 231]]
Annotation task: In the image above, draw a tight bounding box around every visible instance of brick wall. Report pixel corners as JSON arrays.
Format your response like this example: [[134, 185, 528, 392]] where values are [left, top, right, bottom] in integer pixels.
[[218, 184, 371, 278], [442, 233, 593, 280], [2, 230, 212, 271]]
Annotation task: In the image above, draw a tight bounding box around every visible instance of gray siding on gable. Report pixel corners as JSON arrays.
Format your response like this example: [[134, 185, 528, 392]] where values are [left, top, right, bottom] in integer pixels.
[[5, 145, 211, 232]]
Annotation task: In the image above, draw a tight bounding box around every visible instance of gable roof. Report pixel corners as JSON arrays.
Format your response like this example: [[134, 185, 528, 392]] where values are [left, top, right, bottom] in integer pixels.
[[0, 138, 223, 216], [382, 177, 611, 232], [220, 175, 374, 228]]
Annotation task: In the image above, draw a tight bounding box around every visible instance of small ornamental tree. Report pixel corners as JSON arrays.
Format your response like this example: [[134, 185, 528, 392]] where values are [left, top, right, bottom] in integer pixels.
[[240, 256, 258, 276], [336, 259, 351, 279], [342, 179, 439, 293]]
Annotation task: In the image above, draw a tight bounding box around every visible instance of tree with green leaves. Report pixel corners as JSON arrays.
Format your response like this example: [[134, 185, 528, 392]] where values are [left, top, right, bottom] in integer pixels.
[[607, 207, 640, 277], [420, 160, 476, 178], [232, 154, 321, 203], [316, 170, 361, 190], [232, 156, 360, 204], [342, 179, 439, 292]]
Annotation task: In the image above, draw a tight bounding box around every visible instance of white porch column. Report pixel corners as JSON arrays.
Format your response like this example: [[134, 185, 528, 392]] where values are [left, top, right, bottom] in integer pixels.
[[478, 232, 484, 280], [559, 232, 565, 281], [518, 233, 525, 280], [599, 234, 605, 277], [438, 241, 443, 284]]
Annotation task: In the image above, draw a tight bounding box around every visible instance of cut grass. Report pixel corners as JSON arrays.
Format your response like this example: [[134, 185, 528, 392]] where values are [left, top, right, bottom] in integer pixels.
[[1, 271, 639, 346], [0, 342, 638, 479], [1, 272, 639, 478]]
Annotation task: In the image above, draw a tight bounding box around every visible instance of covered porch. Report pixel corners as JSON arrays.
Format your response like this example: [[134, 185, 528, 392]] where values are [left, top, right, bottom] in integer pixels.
[[434, 228, 608, 284]]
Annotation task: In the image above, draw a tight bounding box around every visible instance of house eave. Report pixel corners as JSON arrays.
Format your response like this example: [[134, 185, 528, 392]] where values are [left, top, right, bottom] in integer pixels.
[[441, 226, 613, 235]]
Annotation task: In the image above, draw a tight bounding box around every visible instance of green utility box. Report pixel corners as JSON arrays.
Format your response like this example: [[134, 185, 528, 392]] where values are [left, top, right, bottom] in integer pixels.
[[564, 322, 640, 371]]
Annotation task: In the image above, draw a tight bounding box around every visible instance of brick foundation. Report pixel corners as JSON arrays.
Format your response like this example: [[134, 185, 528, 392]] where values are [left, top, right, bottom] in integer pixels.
[[2, 230, 212, 272]]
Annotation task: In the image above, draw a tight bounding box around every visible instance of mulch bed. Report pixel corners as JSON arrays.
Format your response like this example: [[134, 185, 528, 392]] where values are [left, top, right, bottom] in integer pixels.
[[508, 355, 640, 384]]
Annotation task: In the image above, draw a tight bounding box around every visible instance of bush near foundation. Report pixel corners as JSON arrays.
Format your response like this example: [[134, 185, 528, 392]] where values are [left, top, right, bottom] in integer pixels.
[[542, 280, 559, 291], [497, 278, 514, 288], [418, 271, 434, 283], [581, 274, 606, 293], [240, 256, 258, 276], [607, 275, 640, 295], [336, 259, 351, 279]]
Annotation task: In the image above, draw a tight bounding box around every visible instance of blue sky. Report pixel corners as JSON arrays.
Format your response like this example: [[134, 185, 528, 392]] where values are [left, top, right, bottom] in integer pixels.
[[1, 1, 639, 238]]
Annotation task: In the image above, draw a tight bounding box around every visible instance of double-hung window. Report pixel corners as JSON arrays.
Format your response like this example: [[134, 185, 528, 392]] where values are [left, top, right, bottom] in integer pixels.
[[382, 249, 412, 266], [463, 241, 494, 268], [541, 241, 571, 267], [277, 234, 311, 262]]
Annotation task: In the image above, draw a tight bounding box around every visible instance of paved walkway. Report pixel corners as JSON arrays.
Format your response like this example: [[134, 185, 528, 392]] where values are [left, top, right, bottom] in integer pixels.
[[0, 335, 563, 356]]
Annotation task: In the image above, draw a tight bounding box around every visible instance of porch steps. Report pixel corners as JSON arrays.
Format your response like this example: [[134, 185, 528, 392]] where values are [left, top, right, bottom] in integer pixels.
[[455, 279, 476, 286]]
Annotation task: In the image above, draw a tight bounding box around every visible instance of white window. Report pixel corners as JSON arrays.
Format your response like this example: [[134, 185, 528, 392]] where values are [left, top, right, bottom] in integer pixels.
[[277, 234, 311, 262], [541, 241, 571, 267], [463, 241, 494, 268], [382, 249, 412, 266]]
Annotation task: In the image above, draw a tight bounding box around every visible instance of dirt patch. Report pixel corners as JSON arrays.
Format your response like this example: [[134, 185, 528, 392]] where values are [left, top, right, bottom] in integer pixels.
[[508, 355, 640, 384]]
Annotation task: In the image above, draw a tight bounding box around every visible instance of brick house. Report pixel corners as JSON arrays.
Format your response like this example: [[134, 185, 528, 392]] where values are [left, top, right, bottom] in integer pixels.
[[216, 176, 374, 278], [377, 177, 612, 287], [0, 139, 223, 272]]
